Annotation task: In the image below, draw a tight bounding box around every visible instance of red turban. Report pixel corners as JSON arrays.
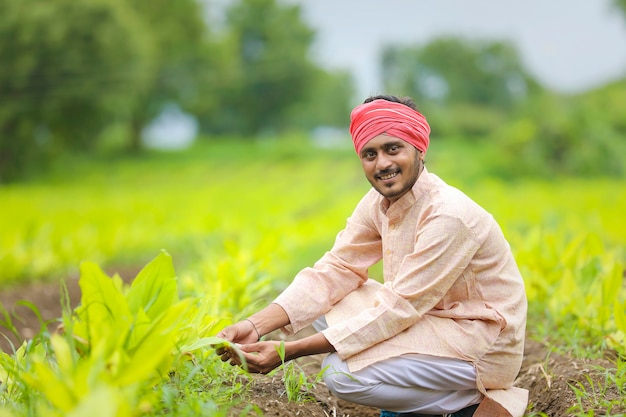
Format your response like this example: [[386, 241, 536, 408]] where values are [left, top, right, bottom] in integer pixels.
[[349, 99, 431, 155]]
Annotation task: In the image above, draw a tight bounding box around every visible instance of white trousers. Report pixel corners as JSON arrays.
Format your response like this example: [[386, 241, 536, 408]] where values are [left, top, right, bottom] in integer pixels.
[[314, 318, 483, 414]]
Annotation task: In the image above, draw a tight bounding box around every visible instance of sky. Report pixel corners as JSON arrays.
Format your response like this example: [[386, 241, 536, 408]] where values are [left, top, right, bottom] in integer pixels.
[[287, 0, 626, 98]]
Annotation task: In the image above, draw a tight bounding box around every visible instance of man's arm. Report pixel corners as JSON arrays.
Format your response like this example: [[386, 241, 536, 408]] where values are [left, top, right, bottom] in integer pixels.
[[217, 303, 335, 374]]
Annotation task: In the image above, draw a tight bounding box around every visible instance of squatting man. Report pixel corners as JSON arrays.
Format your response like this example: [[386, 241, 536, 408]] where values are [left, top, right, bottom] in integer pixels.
[[216, 95, 528, 417]]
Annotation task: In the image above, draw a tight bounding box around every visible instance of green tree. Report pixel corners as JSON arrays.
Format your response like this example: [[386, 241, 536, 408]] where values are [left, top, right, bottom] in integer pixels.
[[380, 37, 541, 139], [381, 37, 539, 109], [202, 0, 318, 135], [0, 0, 154, 181], [123, 0, 214, 151], [286, 68, 355, 130], [491, 81, 626, 178]]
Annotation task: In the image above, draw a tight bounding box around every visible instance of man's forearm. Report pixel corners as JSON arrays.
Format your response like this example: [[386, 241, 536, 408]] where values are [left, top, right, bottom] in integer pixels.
[[285, 331, 336, 361], [247, 303, 291, 337]]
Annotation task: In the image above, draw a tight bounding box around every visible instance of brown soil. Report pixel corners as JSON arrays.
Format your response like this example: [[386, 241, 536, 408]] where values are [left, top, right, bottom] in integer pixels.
[[1, 274, 624, 417]]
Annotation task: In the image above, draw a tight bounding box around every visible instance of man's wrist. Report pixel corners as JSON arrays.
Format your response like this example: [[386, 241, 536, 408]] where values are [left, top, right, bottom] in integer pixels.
[[244, 318, 261, 341]]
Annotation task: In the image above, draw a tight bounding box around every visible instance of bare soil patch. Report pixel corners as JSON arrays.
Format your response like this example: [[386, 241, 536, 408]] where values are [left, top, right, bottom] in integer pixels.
[[1, 274, 624, 416]]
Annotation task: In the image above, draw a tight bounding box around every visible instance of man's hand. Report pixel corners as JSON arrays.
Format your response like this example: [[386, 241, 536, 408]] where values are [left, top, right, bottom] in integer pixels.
[[238, 341, 285, 374], [215, 320, 259, 367], [214, 339, 284, 374], [217, 320, 259, 345], [217, 331, 336, 374], [214, 305, 334, 374]]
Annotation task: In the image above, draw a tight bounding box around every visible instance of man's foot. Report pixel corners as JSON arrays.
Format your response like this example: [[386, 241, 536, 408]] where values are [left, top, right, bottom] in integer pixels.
[[379, 411, 401, 417]]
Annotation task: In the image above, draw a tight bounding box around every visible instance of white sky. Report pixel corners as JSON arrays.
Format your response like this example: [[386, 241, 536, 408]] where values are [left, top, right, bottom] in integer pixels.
[[289, 0, 626, 98]]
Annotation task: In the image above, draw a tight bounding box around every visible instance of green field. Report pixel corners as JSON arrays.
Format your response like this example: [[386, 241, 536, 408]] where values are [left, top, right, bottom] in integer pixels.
[[1, 136, 625, 416]]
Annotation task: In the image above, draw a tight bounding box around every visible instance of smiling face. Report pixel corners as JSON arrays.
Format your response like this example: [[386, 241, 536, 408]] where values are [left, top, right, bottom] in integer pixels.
[[359, 134, 424, 204]]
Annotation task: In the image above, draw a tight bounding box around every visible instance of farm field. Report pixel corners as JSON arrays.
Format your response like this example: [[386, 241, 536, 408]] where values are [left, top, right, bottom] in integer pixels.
[[1, 136, 625, 416]]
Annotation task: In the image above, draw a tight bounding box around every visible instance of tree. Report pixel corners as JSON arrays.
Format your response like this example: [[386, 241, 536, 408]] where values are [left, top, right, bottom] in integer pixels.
[[380, 37, 542, 139], [123, 0, 215, 151], [0, 0, 154, 181], [201, 0, 318, 136], [381, 37, 540, 109], [285, 68, 355, 130], [491, 82, 626, 178]]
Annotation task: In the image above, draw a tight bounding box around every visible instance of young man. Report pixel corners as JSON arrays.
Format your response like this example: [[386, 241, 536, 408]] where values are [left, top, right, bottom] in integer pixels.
[[216, 95, 528, 417]]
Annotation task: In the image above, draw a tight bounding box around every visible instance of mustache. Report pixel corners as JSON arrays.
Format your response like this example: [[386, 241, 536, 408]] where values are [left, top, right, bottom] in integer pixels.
[[376, 168, 398, 177]]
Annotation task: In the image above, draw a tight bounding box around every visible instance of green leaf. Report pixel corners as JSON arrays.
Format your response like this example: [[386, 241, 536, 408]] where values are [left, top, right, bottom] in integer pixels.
[[127, 251, 179, 320], [66, 386, 119, 417], [181, 336, 229, 352], [74, 261, 131, 346]]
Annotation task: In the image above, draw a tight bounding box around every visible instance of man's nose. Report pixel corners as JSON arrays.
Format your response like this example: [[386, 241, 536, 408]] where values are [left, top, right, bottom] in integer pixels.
[[376, 153, 392, 170]]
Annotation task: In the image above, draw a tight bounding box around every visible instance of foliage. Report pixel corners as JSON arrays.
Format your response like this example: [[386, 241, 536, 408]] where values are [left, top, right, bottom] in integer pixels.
[[284, 68, 355, 130], [271, 341, 326, 403], [491, 83, 626, 177], [0, 0, 355, 182], [121, 0, 214, 151], [0, 0, 154, 181], [381, 37, 540, 108], [379, 36, 543, 143], [0, 137, 361, 285], [0, 251, 242, 416], [201, 0, 318, 136], [568, 360, 626, 416]]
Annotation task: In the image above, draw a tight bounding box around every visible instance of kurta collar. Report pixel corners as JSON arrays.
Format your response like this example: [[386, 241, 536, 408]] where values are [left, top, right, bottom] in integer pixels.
[[379, 167, 434, 219]]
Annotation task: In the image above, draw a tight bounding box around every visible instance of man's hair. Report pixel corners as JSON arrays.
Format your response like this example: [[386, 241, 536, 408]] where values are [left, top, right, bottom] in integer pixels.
[[363, 95, 418, 111]]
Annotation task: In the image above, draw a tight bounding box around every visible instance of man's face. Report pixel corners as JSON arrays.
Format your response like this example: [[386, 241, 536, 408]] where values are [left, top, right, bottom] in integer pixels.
[[359, 134, 423, 204]]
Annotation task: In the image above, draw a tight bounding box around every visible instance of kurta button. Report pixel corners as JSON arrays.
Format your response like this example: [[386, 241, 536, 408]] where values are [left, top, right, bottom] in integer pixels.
[[385, 249, 391, 255]]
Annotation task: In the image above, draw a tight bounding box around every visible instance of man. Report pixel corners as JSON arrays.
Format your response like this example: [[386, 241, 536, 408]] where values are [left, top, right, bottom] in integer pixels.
[[217, 95, 528, 417]]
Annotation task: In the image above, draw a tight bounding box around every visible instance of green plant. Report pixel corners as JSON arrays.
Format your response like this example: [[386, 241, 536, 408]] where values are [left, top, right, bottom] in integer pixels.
[[0, 251, 235, 416], [271, 341, 326, 403], [567, 361, 626, 416]]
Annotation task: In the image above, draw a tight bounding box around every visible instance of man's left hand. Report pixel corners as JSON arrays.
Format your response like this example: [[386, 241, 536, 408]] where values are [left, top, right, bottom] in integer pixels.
[[236, 340, 285, 374]]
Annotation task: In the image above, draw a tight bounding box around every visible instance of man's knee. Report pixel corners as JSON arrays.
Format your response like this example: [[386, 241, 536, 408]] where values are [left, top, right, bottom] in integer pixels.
[[323, 368, 371, 398], [322, 354, 373, 399]]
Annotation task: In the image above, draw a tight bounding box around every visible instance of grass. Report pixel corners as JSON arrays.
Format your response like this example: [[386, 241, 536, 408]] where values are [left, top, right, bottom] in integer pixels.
[[568, 359, 626, 415]]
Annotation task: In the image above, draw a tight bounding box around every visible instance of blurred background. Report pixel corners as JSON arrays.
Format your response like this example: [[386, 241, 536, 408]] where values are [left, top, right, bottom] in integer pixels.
[[2, 0, 626, 182]]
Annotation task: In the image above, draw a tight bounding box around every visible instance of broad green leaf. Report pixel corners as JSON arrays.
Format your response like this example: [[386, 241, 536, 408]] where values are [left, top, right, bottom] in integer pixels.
[[114, 300, 194, 386], [180, 336, 229, 352], [75, 261, 131, 345], [127, 251, 178, 320], [181, 336, 247, 369]]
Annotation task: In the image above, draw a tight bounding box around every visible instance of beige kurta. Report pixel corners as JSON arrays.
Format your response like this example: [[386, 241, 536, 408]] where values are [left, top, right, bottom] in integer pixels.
[[274, 168, 528, 417]]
